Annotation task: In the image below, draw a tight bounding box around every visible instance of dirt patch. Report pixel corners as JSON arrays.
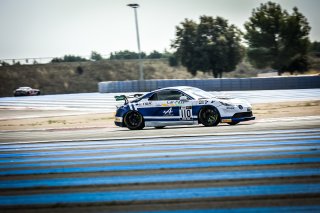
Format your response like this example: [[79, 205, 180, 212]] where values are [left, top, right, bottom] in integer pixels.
[[0, 112, 115, 131], [0, 100, 319, 131], [253, 100, 320, 119]]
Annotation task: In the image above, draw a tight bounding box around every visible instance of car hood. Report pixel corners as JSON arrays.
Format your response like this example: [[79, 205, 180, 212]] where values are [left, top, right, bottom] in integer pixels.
[[214, 97, 251, 106]]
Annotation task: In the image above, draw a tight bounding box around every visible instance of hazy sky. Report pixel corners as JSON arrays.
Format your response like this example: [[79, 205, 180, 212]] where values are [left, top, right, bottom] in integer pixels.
[[0, 0, 319, 60]]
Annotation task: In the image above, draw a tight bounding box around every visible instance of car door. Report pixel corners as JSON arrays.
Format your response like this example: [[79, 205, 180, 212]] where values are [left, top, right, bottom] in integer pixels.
[[174, 92, 195, 124], [142, 89, 194, 126], [144, 90, 177, 125]]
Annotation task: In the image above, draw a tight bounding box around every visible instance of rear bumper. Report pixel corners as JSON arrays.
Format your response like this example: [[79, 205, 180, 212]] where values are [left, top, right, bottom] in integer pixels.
[[114, 121, 124, 127], [114, 116, 125, 127]]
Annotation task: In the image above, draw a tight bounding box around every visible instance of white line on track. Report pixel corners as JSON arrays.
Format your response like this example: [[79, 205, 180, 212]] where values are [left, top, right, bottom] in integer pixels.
[[0, 89, 319, 114], [0, 127, 319, 145]]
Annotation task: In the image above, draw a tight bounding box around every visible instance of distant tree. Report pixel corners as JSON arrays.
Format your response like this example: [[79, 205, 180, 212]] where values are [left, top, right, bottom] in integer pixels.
[[172, 19, 198, 75], [244, 2, 283, 69], [0, 61, 10, 66], [277, 7, 311, 74], [160, 50, 180, 66], [244, 2, 311, 75], [310, 41, 320, 57], [172, 16, 244, 78], [168, 55, 179, 67], [145, 50, 179, 66], [76, 66, 84, 75], [90, 51, 103, 61], [110, 50, 146, 60], [147, 50, 162, 59], [51, 57, 64, 63], [63, 55, 87, 62], [162, 49, 173, 58], [51, 55, 87, 63]]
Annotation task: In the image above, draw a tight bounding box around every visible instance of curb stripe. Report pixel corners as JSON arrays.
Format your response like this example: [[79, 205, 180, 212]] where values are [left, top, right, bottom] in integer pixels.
[[0, 134, 319, 151], [1, 183, 319, 206], [1, 139, 319, 158], [1, 132, 319, 150], [1, 168, 319, 189], [1, 157, 319, 176], [1, 128, 319, 145], [135, 205, 320, 213], [1, 145, 319, 164], [1, 150, 319, 169]]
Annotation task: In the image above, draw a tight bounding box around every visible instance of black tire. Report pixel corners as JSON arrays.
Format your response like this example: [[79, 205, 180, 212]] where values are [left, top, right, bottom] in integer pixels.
[[14, 92, 21, 97], [155, 126, 165, 129], [124, 111, 145, 130], [227, 121, 239, 125], [198, 106, 220, 127], [37, 91, 41, 95]]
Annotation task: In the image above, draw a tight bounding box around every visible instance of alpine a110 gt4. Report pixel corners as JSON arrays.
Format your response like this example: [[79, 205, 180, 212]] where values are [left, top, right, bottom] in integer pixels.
[[114, 86, 255, 130]]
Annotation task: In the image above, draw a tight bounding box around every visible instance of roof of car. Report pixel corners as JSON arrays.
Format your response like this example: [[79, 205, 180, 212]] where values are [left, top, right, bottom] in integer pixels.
[[18, 87, 32, 89], [153, 86, 195, 92]]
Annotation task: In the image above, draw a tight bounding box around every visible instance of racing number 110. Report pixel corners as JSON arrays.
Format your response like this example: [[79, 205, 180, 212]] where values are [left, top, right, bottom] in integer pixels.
[[180, 106, 192, 120]]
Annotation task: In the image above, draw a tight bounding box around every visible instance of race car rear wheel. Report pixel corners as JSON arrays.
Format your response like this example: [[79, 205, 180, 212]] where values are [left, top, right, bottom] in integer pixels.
[[199, 106, 220, 127], [124, 111, 145, 130]]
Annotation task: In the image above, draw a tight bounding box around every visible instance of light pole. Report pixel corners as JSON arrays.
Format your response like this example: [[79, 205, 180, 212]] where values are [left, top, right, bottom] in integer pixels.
[[127, 3, 144, 81]]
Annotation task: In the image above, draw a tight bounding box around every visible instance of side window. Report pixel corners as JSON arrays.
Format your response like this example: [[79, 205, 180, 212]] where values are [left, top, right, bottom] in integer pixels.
[[148, 90, 186, 101], [157, 90, 183, 100], [148, 93, 158, 101]]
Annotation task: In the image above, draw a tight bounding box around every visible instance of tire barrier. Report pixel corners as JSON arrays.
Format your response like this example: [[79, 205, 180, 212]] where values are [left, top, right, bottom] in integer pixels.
[[98, 75, 320, 93]]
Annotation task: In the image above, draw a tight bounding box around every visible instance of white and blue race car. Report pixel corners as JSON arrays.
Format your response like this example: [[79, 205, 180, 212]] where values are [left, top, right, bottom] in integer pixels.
[[114, 86, 255, 130]]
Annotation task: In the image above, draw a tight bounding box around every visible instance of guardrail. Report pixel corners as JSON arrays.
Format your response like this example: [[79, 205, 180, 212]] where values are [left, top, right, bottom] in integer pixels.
[[98, 75, 320, 93]]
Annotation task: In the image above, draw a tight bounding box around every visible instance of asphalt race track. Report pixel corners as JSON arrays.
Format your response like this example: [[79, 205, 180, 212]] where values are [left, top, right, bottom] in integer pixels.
[[0, 124, 320, 212], [1, 89, 320, 113], [0, 89, 320, 212]]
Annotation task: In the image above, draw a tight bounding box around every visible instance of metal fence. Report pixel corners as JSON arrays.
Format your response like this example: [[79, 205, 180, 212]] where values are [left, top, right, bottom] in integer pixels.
[[99, 75, 320, 93]]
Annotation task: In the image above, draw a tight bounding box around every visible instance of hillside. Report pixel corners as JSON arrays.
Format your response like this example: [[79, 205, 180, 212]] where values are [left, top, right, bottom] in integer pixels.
[[1, 57, 318, 97], [0, 59, 210, 97]]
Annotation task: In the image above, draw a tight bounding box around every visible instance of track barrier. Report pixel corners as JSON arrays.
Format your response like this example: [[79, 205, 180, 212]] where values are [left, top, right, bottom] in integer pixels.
[[99, 75, 320, 93]]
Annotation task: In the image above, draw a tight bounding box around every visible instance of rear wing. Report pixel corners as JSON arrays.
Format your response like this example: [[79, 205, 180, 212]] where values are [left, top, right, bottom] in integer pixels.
[[114, 94, 143, 104]]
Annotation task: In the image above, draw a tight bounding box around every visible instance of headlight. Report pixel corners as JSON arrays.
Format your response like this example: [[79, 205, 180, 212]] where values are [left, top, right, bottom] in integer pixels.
[[219, 101, 232, 106]]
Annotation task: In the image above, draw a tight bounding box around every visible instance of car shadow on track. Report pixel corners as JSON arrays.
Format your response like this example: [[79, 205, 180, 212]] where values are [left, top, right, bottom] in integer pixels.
[[117, 122, 254, 131]]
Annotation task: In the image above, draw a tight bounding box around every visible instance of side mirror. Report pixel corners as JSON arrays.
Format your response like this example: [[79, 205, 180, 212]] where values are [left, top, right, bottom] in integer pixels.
[[180, 96, 188, 101]]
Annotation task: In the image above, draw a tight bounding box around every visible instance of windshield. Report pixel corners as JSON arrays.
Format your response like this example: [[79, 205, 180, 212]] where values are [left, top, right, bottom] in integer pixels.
[[183, 87, 215, 99]]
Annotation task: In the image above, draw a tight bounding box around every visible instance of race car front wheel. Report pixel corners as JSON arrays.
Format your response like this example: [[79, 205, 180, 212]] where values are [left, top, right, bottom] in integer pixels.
[[199, 106, 220, 127], [124, 111, 145, 130]]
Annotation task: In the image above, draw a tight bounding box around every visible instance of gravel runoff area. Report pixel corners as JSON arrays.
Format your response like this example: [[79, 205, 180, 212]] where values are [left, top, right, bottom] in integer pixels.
[[0, 100, 319, 131]]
